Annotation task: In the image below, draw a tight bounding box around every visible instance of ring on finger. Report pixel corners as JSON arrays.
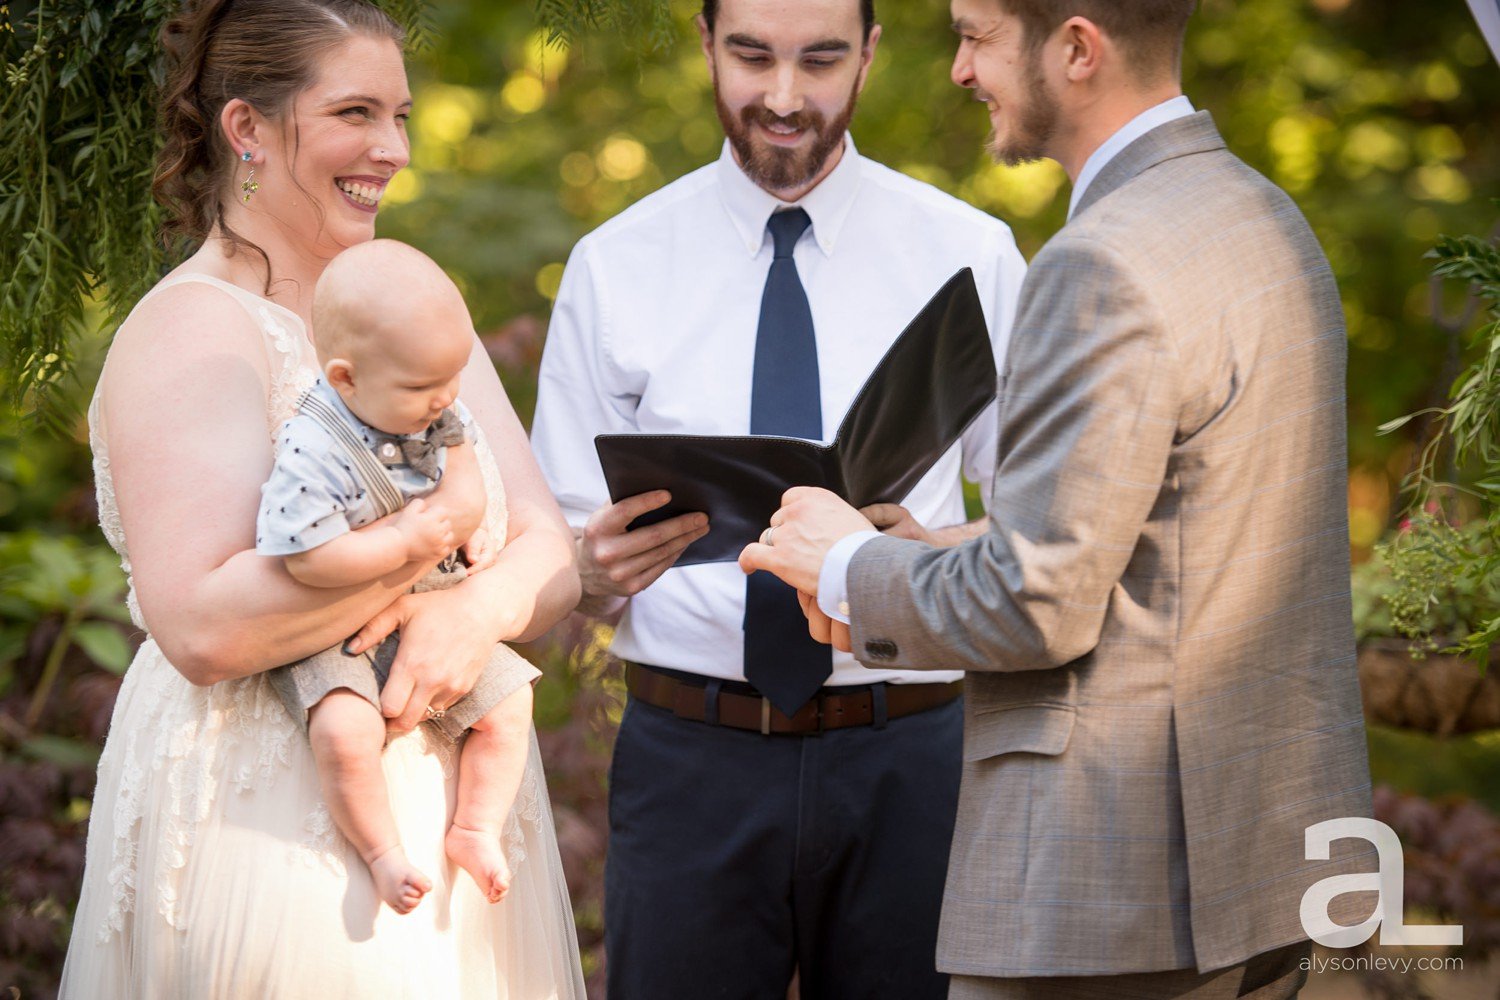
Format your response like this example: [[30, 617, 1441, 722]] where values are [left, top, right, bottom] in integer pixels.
[[424, 705, 446, 721], [760, 526, 775, 546]]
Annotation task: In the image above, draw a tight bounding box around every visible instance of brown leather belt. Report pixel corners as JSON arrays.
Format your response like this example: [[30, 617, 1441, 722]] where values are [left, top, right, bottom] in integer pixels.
[[625, 662, 962, 736]]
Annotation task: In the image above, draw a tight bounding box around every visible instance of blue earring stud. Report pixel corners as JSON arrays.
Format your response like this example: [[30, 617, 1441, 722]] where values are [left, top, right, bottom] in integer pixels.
[[241, 151, 252, 162]]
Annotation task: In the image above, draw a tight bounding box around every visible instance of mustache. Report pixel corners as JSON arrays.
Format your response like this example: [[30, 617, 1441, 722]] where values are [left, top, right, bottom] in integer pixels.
[[739, 104, 825, 132]]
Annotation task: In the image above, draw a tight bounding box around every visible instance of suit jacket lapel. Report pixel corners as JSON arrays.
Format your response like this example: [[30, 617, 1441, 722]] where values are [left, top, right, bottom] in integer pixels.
[[1071, 110, 1228, 219]]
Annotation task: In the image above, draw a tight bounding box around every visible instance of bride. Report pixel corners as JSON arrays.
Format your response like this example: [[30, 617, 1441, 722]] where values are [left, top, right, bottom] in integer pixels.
[[59, 1, 586, 996]]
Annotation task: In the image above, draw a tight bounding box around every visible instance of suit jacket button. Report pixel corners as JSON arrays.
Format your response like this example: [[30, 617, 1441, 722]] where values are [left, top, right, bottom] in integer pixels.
[[865, 639, 898, 660]]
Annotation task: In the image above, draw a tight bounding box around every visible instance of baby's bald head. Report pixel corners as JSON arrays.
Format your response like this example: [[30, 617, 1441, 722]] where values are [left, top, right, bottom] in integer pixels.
[[312, 239, 472, 368], [312, 240, 477, 435]]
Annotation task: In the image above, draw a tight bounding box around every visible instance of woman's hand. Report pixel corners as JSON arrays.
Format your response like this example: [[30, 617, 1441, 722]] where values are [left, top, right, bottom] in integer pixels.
[[426, 442, 486, 543], [454, 338, 581, 641], [347, 584, 498, 733]]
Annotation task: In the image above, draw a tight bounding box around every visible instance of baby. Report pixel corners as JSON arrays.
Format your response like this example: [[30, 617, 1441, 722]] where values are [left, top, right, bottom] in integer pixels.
[[256, 239, 538, 914]]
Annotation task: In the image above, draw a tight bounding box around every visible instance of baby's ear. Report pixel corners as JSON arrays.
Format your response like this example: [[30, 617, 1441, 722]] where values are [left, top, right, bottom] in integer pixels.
[[324, 358, 356, 390]]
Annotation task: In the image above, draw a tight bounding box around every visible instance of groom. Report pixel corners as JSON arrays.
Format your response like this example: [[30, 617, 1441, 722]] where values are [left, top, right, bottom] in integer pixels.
[[743, 1, 1375, 997]]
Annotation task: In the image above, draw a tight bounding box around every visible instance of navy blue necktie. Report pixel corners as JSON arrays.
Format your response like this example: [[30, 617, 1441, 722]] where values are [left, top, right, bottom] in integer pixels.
[[744, 208, 832, 716]]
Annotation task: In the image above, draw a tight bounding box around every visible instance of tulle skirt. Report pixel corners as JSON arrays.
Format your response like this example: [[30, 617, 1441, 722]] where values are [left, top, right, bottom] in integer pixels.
[[60, 640, 585, 999]]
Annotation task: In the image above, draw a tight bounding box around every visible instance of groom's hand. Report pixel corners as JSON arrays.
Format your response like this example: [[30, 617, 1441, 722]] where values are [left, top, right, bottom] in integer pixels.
[[577, 491, 709, 602], [739, 487, 874, 596], [798, 589, 853, 653]]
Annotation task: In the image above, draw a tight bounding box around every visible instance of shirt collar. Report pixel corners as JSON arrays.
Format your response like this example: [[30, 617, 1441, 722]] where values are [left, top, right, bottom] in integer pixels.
[[715, 132, 862, 258], [1068, 95, 1195, 219]]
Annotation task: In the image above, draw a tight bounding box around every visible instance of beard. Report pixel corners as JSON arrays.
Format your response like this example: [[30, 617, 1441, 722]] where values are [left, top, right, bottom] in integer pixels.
[[715, 75, 860, 193], [987, 53, 1060, 167]]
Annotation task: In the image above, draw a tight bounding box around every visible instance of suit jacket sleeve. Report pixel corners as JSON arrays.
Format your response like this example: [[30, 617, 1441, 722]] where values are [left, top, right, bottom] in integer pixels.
[[957, 228, 1029, 512], [847, 234, 1181, 672]]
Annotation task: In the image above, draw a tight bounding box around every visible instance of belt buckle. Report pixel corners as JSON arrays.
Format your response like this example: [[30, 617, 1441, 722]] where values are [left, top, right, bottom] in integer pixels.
[[759, 695, 826, 735]]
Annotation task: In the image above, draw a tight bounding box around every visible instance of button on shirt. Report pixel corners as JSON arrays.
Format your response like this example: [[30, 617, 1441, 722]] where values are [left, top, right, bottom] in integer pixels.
[[531, 136, 1026, 687], [818, 97, 1197, 625]]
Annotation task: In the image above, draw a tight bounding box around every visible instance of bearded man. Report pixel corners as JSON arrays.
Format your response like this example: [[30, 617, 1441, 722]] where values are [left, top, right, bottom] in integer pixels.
[[741, 1, 1375, 997], [530, 0, 1026, 995]]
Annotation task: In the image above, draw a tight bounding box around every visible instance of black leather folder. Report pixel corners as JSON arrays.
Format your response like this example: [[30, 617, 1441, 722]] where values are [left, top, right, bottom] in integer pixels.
[[593, 268, 996, 565]]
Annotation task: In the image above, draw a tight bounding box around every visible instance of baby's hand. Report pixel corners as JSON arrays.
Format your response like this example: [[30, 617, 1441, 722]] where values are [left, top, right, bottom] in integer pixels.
[[397, 498, 456, 561], [462, 526, 499, 574]]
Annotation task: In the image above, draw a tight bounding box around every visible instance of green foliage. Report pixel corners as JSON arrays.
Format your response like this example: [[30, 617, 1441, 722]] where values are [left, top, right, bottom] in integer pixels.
[[0, 0, 433, 411], [1428, 232, 1500, 476], [0, 531, 131, 726], [533, 0, 674, 51], [1368, 725, 1500, 815], [1376, 225, 1500, 663], [0, 0, 173, 404], [1369, 512, 1500, 661]]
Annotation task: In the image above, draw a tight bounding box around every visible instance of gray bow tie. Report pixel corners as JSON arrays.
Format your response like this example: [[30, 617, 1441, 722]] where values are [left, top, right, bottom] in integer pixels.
[[373, 408, 465, 480]]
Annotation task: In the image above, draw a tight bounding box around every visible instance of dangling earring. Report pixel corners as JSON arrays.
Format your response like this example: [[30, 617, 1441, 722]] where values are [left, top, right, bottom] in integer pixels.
[[240, 150, 260, 204]]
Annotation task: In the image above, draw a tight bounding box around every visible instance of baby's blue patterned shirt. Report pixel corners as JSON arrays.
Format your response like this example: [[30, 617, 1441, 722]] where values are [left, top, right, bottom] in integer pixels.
[[255, 379, 473, 557]]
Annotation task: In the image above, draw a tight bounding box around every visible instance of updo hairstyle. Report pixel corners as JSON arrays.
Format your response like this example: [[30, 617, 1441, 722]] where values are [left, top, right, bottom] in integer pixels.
[[153, 0, 404, 280]]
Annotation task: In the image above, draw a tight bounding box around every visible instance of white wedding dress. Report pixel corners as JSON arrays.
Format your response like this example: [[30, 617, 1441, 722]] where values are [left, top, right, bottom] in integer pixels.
[[60, 273, 586, 999]]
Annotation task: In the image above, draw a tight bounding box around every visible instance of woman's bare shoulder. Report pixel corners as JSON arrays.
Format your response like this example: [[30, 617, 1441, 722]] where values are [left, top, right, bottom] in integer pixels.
[[109, 273, 276, 379], [99, 274, 285, 434]]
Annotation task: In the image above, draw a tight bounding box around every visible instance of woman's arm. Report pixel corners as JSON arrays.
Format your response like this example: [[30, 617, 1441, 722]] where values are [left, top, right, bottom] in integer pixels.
[[347, 337, 580, 732], [103, 283, 450, 685], [445, 338, 580, 641]]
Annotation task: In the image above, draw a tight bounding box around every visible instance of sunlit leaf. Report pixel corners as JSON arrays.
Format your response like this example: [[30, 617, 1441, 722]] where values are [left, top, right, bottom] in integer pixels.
[[70, 621, 132, 675], [20, 734, 101, 769]]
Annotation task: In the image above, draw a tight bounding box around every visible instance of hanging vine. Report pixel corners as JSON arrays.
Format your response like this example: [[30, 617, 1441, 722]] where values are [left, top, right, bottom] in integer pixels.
[[0, 0, 435, 413]]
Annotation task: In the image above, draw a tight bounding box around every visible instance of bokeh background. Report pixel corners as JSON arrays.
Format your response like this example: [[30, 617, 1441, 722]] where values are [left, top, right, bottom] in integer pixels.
[[3, 0, 1499, 996]]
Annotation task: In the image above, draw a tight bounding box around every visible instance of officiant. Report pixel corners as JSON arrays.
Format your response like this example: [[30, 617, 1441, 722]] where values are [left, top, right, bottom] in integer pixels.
[[530, 0, 1026, 995]]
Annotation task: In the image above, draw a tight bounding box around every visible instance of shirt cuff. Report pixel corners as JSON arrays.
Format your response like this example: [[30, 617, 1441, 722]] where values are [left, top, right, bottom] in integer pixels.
[[817, 530, 882, 624]]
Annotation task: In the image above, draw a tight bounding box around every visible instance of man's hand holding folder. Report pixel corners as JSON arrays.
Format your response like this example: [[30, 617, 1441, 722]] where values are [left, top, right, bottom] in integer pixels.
[[575, 490, 710, 604], [592, 268, 997, 570]]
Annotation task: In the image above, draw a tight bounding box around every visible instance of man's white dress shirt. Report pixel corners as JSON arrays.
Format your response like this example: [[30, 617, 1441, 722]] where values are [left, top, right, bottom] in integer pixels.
[[532, 135, 1027, 687], [818, 97, 1196, 623]]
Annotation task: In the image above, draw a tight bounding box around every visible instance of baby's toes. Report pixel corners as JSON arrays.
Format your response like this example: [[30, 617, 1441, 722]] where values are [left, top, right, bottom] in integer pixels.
[[403, 877, 429, 909], [485, 859, 511, 902]]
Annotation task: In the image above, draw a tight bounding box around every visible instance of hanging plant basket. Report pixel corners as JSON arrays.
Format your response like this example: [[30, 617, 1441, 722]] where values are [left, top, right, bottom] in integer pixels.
[[1358, 638, 1500, 736]]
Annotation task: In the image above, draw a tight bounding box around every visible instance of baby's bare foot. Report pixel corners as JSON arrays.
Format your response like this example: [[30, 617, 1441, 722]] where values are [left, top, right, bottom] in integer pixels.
[[368, 845, 431, 914], [445, 824, 511, 903]]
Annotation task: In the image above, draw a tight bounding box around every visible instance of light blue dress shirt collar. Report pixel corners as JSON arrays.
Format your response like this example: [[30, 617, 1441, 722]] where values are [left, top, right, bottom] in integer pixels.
[[715, 132, 863, 257], [1067, 95, 1195, 219]]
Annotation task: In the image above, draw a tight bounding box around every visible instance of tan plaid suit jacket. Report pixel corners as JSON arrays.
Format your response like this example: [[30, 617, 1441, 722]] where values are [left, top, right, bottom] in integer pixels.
[[847, 113, 1374, 978]]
